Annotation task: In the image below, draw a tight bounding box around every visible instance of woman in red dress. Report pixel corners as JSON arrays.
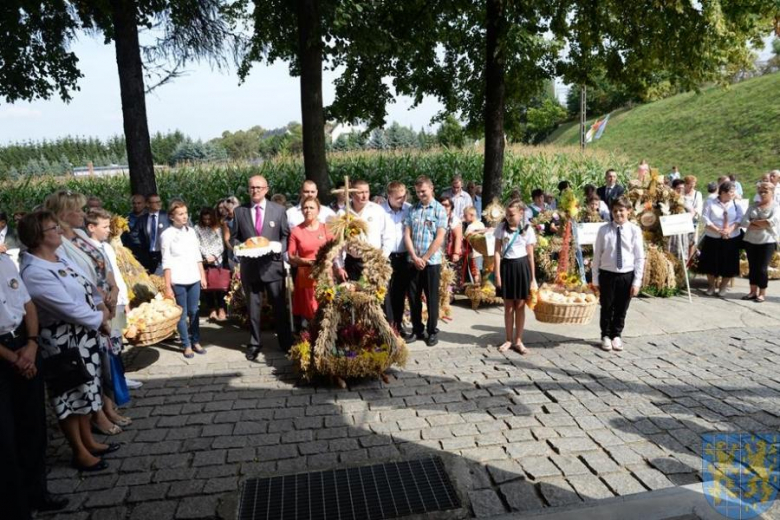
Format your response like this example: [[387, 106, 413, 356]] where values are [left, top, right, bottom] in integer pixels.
[[288, 196, 333, 324]]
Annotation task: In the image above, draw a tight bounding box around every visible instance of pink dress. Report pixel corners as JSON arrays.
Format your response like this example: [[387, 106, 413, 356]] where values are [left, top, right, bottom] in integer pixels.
[[289, 222, 332, 320]]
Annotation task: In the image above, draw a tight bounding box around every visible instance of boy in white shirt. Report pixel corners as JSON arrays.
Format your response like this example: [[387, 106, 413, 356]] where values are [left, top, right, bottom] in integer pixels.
[[592, 196, 645, 352]]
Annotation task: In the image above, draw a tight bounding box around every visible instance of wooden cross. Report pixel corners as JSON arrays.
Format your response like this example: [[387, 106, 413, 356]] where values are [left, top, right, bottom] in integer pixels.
[[330, 175, 361, 221]]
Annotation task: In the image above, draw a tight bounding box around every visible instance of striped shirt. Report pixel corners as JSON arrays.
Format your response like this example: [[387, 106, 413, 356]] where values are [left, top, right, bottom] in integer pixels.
[[405, 200, 448, 265]]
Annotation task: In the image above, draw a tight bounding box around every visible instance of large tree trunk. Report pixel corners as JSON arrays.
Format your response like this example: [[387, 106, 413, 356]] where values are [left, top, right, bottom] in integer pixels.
[[110, 0, 156, 196], [297, 0, 330, 199], [482, 0, 506, 205]]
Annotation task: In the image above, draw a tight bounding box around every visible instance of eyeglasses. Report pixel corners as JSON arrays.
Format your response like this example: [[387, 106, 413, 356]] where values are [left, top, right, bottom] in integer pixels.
[[249, 186, 268, 191], [148, 199, 162, 204], [43, 224, 62, 233]]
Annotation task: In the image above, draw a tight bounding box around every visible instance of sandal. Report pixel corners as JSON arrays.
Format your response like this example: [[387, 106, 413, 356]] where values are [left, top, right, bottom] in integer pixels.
[[112, 416, 133, 427], [498, 341, 512, 352], [756, 296, 765, 303], [741, 293, 758, 301], [183, 349, 195, 359], [192, 344, 207, 355], [91, 422, 123, 436]]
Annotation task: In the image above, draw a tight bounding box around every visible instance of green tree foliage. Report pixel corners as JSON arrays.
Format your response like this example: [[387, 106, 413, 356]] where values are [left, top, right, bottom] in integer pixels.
[[526, 98, 568, 144], [211, 126, 265, 161], [436, 115, 466, 149], [169, 139, 228, 165], [0, 2, 81, 103]]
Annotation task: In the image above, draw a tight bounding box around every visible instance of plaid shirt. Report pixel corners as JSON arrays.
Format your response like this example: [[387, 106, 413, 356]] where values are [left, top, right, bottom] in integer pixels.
[[405, 199, 448, 265]]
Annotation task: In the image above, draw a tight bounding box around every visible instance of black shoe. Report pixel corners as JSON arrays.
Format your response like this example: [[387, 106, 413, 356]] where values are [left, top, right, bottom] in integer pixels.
[[71, 459, 109, 472], [246, 346, 260, 361], [426, 334, 438, 347], [403, 331, 424, 342], [90, 443, 121, 457], [33, 493, 69, 513]]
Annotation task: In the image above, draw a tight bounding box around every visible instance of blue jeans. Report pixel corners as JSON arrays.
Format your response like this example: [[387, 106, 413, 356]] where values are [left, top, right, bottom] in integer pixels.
[[173, 283, 201, 348]]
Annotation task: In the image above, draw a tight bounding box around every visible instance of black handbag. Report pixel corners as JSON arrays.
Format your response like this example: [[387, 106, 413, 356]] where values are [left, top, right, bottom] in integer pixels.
[[42, 348, 92, 395]]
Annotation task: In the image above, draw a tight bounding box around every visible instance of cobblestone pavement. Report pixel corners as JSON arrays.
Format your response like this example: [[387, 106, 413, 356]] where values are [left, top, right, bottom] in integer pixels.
[[41, 313, 780, 519]]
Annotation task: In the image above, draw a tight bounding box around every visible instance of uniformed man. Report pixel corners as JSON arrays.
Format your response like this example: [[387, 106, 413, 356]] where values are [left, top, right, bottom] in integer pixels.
[[0, 253, 67, 519]]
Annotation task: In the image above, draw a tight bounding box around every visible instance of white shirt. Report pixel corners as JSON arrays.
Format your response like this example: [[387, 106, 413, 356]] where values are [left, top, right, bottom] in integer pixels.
[[0, 254, 30, 334], [93, 239, 129, 306], [0, 226, 7, 244], [683, 190, 703, 219], [495, 222, 537, 259], [464, 221, 486, 258], [19, 253, 103, 329], [382, 201, 411, 254], [286, 203, 335, 229], [147, 211, 163, 251], [161, 226, 202, 285], [442, 189, 473, 220], [337, 201, 392, 256], [703, 199, 744, 239], [592, 221, 645, 288]]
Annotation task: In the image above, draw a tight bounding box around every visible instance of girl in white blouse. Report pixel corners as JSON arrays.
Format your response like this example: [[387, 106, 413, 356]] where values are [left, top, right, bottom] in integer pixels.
[[493, 199, 537, 355], [699, 181, 743, 296], [161, 201, 207, 358]]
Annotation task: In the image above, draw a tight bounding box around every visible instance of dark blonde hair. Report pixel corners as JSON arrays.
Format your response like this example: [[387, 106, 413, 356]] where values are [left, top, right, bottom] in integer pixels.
[[168, 200, 188, 217], [300, 196, 321, 210], [503, 199, 525, 229], [43, 190, 86, 220], [85, 208, 113, 228]]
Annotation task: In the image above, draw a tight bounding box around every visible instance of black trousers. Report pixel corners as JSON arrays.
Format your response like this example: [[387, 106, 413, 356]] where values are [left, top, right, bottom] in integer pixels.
[[143, 251, 162, 276], [243, 278, 293, 352], [598, 270, 634, 339], [0, 333, 47, 520], [385, 253, 411, 329], [746, 242, 776, 289], [408, 264, 441, 336]]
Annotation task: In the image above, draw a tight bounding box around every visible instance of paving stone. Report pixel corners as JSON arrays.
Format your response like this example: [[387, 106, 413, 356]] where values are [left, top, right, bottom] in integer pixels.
[[538, 477, 583, 507], [127, 483, 170, 502], [505, 441, 550, 459], [631, 468, 675, 490], [520, 457, 561, 479], [203, 476, 238, 494], [167, 480, 206, 498], [579, 451, 622, 475], [175, 495, 220, 519], [486, 460, 525, 484], [85, 487, 129, 508], [192, 449, 226, 467], [499, 479, 544, 512], [601, 472, 648, 496], [567, 474, 614, 501], [605, 445, 646, 466], [649, 456, 697, 474], [461, 447, 508, 462], [131, 501, 178, 520], [116, 472, 153, 487], [468, 489, 507, 518], [256, 444, 299, 461], [153, 468, 197, 482], [549, 454, 592, 476], [441, 437, 477, 451]]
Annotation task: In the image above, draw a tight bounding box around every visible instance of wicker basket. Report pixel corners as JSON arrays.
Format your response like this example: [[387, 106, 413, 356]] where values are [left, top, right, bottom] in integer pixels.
[[128, 306, 183, 347], [533, 299, 597, 325]]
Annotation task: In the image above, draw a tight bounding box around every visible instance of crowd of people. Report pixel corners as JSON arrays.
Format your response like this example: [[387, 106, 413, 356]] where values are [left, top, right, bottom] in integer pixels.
[[1, 164, 779, 518]]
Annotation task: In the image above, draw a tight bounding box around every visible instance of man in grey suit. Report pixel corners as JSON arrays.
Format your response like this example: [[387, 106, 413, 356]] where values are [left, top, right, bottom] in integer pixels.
[[232, 176, 293, 359]]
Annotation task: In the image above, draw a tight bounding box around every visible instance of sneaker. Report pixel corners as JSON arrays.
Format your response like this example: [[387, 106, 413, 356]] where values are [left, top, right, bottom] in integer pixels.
[[611, 337, 623, 351], [601, 336, 612, 351], [125, 378, 143, 390], [705, 287, 715, 296]]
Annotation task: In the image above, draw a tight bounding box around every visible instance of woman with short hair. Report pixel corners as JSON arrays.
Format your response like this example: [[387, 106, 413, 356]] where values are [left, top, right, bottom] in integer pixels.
[[699, 181, 743, 296], [19, 211, 117, 472], [162, 201, 207, 358], [741, 182, 780, 302]]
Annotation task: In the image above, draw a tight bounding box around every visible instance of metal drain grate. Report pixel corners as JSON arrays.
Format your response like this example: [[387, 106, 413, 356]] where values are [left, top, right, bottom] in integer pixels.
[[238, 456, 461, 520]]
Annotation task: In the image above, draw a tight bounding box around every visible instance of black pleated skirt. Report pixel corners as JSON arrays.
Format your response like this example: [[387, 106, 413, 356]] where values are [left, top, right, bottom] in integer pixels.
[[699, 235, 740, 278], [499, 256, 532, 300]]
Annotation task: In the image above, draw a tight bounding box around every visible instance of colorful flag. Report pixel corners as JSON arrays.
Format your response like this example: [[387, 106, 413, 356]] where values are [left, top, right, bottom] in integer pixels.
[[594, 113, 610, 139]]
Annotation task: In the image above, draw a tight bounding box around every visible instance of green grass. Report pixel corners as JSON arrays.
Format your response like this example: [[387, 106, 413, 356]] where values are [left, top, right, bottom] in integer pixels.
[[547, 72, 780, 195]]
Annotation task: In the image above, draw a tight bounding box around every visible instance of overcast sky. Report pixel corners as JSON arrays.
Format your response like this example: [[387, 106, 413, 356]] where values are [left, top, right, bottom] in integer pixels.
[[0, 34, 774, 146]]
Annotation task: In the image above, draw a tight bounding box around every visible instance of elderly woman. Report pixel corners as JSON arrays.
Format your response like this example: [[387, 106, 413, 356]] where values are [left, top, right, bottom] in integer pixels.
[[162, 201, 207, 358], [741, 182, 780, 302], [288, 197, 333, 326], [699, 181, 743, 296], [43, 191, 130, 435], [19, 211, 117, 472], [195, 207, 227, 321]]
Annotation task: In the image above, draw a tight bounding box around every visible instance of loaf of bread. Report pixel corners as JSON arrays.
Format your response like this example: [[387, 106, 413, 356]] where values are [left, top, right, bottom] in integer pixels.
[[243, 236, 270, 249]]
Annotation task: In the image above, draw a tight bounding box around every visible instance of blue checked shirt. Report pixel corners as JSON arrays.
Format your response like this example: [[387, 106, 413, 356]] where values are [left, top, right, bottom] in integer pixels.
[[405, 200, 448, 265]]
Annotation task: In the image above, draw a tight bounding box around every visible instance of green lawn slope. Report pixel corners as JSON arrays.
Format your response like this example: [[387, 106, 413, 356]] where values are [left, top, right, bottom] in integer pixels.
[[547, 72, 780, 194]]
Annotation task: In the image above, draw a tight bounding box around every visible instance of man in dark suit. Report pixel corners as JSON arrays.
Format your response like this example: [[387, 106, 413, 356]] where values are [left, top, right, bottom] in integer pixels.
[[232, 176, 293, 359], [0, 212, 20, 252], [597, 169, 625, 211], [132, 194, 170, 275], [121, 194, 148, 263]]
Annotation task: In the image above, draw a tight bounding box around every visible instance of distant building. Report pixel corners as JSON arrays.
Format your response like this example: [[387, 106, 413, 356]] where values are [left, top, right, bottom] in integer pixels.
[[72, 163, 129, 177], [329, 122, 365, 142]]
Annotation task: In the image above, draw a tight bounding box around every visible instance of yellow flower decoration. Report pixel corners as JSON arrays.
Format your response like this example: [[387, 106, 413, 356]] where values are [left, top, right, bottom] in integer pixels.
[[376, 287, 387, 301], [322, 288, 335, 302]]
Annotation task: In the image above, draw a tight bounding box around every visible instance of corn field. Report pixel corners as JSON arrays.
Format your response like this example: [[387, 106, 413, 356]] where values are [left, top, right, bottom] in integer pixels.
[[0, 146, 630, 215]]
